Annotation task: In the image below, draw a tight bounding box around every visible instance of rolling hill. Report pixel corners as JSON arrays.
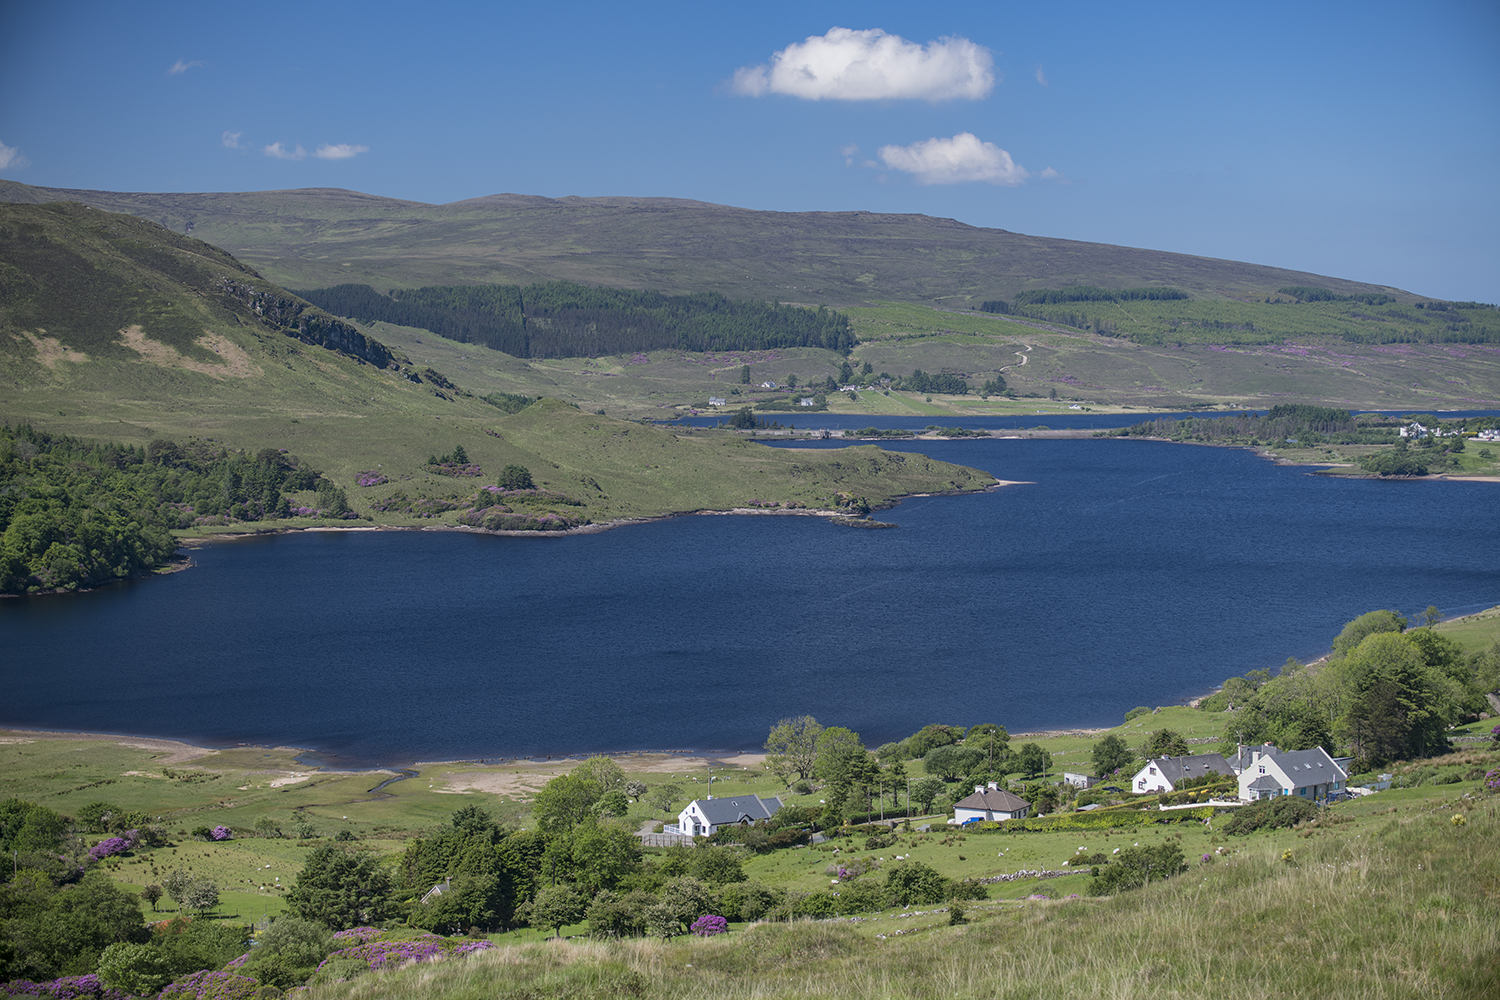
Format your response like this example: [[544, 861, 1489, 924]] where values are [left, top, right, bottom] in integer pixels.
[[0, 200, 994, 587], [4, 182, 1498, 412], [0, 179, 1420, 307]]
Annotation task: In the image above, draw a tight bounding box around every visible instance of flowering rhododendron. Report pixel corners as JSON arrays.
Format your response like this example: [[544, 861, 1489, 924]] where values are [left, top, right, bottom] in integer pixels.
[[313, 931, 493, 972], [158, 971, 260, 1000], [690, 914, 728, 936], [355, 472, 388, 487], [210, 826, 232, 841], [2, 976, 132, 1000], [88, 835, 135, 861]]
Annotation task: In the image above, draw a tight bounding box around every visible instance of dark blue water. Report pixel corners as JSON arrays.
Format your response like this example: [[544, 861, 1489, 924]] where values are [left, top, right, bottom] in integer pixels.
[[3, 438, 1497, 767]]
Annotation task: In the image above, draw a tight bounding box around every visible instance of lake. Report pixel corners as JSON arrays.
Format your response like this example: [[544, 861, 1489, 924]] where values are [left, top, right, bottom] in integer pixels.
[[3, 436, 1497, 767]]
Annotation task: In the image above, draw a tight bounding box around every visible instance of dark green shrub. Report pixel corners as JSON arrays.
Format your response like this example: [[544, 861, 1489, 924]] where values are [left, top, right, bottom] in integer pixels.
[[1222, 797, 1317, 835], [1090, 842, 1187, 894]]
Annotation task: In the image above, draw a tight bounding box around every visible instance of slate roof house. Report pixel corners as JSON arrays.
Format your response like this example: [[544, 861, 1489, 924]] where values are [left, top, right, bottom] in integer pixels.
[[1130, 753, 1235, 794], [676, 795, 783, 837], [1236, 746, 1347, 803], [951, 782, 1030, 824]]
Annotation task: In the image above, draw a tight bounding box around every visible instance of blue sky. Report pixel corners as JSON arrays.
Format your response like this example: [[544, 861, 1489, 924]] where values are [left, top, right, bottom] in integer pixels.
[[1, 0, 1496, 300]]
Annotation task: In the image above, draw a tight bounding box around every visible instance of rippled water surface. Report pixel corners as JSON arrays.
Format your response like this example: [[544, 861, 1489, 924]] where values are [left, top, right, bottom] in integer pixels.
[[4, 437, 1496, 766]]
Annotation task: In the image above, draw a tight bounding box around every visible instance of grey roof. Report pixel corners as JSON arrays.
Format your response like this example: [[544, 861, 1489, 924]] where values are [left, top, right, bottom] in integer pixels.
[[692, 795, 782, 826], [954, 788, 1031, 812], [1247, 776, 1283, 791], [1147, 753, 1235, 785], [1267, 747, 1345, 781]]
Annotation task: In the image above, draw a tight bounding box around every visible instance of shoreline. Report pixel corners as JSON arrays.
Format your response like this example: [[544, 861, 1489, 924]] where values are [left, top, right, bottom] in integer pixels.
[[7, 600, 1493, 773]]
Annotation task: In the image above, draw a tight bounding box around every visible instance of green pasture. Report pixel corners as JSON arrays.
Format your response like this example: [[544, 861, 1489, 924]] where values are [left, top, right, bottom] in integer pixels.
[[1435, 604, 1500, 652]]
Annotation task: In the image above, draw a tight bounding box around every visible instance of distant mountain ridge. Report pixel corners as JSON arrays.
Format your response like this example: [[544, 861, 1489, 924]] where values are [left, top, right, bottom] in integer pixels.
[[0, 179, 1415, 308]]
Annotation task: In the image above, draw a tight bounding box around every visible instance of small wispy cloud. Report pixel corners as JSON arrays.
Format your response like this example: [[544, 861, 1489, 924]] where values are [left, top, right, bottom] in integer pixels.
[[313, 143, 368, 160], [0, 140, 29, 170], [1035, 65, 1048, 87], [732, 27, 994, 101], [263, 142, 307, 161], [877, 132, 1028, 185], [169, 59, 205, 75], [222, 131, 244, 150]]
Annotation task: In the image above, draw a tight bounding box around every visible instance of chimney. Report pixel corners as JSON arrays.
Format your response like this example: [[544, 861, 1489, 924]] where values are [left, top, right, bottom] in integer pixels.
[[975, 785, 984, 795], [988, 781, 999, 791]]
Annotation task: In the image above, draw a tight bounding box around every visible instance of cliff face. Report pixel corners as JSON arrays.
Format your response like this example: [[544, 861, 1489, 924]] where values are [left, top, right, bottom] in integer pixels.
[[213, 277, 394, 369]]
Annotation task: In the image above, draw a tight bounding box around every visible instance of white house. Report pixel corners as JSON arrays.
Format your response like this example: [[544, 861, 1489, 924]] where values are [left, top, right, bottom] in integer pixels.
[[1237, 746, 1347, 803], [708, 397, 726, 407], [676, 795, 783, 837], [1130, 753, 1235, 794], [1063, 772, 1096, 790], [950, 782, 1030, 824]]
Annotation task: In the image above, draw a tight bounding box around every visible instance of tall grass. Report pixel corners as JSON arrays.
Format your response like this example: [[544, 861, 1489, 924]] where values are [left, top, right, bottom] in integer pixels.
[[296, 797, 1498, 1000]]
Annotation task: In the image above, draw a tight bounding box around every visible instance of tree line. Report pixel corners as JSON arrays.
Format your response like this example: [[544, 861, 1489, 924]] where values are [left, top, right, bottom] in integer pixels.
[[981, 287, 1189, 312], [1111, 405, 1381, 446], [295, 281, 857, 358], [1201, 609, 1500, 770], [0, 424, 349, 594], [1276, 285, 1396, 306]]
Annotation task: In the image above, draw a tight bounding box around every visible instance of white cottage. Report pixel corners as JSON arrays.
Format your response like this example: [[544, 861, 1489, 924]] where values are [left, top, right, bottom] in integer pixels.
[[1237, 746, 1347, 803], [950, 782, 1030, 824], [676, 795, 783, 837], [1130, 753, 1235, 794]]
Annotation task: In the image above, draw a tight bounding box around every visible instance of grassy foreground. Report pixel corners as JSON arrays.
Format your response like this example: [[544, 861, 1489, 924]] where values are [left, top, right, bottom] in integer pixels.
[[286, 792, 1500, 999]]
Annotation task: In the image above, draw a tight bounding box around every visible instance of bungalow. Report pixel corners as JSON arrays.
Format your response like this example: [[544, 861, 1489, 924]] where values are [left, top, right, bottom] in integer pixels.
[[951, 782, 1030, 824], [708, 397, 726, 407], [1236, 746, 1347, 803], [1062, 772, 1096, 790], [1130, 753, 1235, 794], [676, 794, 783, 837]]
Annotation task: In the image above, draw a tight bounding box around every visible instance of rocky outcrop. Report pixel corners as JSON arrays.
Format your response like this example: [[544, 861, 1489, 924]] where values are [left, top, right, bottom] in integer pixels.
[[213, 277, 394, 369]]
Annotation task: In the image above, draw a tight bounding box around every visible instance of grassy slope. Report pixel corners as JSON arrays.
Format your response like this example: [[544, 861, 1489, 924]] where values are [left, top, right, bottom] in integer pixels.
[[845, 304, 1500, 410], [0, 203, 994, 524], [7, 185, 1495, 412], [0, 180, 1417, 307]]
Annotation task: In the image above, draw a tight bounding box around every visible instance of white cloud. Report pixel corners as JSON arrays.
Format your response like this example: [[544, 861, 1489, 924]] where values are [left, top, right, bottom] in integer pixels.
[[0, 140, 29, 170], [732, 27, 994, 101], [222, 131, 244, 149], [314, 143, 368, 160], [263, 142, 307, 160], [1035, 64, 1048, 86], [877, 132, 1028, 185], [169, 59, 205, 75]]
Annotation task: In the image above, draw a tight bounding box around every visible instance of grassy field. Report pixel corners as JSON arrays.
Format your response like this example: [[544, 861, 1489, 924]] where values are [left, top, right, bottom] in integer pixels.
[[843, 303, 1500, 411], [289, 782, 1500, 1000]]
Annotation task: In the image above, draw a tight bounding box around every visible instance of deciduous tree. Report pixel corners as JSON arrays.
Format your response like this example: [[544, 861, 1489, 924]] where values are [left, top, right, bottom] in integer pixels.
[[765, 715, 822, 786]]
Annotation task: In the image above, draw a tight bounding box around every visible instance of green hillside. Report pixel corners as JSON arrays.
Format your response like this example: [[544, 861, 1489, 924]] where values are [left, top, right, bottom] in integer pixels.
[[7, 182, 1498, 411], [0, 179, 1420, 308], [0, 201, 997, 591]]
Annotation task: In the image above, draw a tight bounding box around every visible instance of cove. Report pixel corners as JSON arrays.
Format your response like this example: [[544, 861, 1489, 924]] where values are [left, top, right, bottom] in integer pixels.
[[2, 437, 1497, 767]]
